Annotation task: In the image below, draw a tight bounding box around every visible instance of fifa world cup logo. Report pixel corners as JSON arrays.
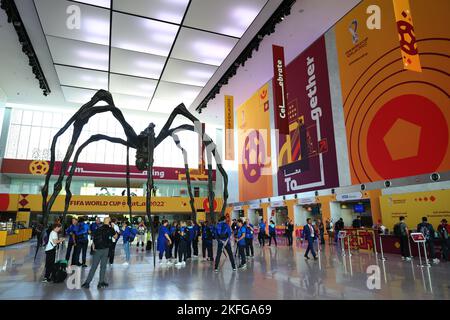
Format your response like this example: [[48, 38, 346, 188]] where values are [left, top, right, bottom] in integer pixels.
[[349, 19, 359, 44]]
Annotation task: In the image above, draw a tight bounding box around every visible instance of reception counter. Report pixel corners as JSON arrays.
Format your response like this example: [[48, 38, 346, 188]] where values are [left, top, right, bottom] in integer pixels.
[[0, 228, 33, 246]]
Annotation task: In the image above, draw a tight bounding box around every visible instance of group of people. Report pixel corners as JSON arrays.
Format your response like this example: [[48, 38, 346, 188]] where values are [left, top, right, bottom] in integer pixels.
[[394, 216, 449, 264]]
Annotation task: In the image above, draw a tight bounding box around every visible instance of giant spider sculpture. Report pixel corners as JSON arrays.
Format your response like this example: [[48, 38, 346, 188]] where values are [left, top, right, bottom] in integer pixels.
[[36, 89, 228, 266]]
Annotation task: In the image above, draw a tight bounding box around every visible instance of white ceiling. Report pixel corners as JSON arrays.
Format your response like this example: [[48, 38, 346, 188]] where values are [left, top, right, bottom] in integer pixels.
[[27, 0, 270, 113]]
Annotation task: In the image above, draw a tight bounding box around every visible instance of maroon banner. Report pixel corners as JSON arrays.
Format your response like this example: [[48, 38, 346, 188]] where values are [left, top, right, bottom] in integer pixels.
[[1, 158, 216, 181], [272, 45, 289, 135]]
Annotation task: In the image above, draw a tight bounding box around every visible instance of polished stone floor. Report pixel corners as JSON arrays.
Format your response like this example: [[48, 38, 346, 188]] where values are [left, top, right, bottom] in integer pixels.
[[0, 238, 448, 300]]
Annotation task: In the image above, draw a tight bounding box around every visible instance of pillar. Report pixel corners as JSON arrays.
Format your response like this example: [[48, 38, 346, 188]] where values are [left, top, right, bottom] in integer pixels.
[[367, 190, 382, 224]]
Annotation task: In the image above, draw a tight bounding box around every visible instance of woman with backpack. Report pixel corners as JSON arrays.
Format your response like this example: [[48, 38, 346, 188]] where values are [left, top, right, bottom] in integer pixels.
[[42, 223, 65, 283], [121, 221, 135, 266]]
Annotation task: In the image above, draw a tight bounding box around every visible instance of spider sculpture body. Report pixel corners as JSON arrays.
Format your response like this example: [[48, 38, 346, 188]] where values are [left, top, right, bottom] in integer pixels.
[[36, 90, 228, 266]]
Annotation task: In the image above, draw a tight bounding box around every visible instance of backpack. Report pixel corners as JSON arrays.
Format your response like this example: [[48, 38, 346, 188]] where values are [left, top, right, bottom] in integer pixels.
[[52, 260, 68, 283], [205, 226, 213, 240], [93, 226, 110, 249], [393, 223, 402, 237], [128, 228, 137, 242], [42, 229, 51, 247], [419, 224, 431, 240]]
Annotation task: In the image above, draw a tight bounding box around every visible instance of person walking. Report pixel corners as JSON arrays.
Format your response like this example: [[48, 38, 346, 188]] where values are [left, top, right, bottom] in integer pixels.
[[236, 219, 247, 269], [245, 220, 254, 257], [268, 220, 277, 247], [175, 221, 189, 267], [108, 218, 120, 265], [65, 218, 78, 262], [437, 219, 449, 262], [82, 217, 117, 289], [417, 217, 439, 264], [394, 216, 410, 261], [303, 218, 318, 260], [317, 218, 325, 245], [258, 219, 266, 247], [157, 220, 173, 266], [214, 216, 236, 272], [285, 218, 294, 246], [42, 223, 65, 283], [201, 221, 214, 261], [121, 221, 135, 266], [136, 221, 147, 252]]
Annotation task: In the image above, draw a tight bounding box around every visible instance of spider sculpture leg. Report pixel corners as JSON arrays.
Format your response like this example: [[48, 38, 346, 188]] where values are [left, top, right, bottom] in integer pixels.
[[62, 135, 130, 232], [145, 125, 157, 267], [155, 104, 229, 217], [166, 124, 228, 216], [170, 131, 196, 216], [126, 145, 133, 222]]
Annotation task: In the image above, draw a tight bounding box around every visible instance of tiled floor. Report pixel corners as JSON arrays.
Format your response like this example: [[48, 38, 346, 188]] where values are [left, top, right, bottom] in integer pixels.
[[0, 239, 448, 300]]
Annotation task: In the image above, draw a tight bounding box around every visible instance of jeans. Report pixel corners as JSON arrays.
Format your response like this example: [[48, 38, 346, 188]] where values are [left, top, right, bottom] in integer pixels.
[[214, 240, 236, 270], [84, 248, 109, 285], [159, 245, 170, 260], [399, 235, 409, 258], [305, 238, 316, 258], [258, 232, 265, 246], [245, 238, 254, 256], [123, 241, 130, 262], [268, 232, 277, 246], [72, 240, 88, 265], [238, 245, 246, 266], [178, 240, 188, 263], [202, 240, 213, 259], [286, 231, 293, 246], [45, 248, 56, 280], [193, 238, 199, 256], [108, 241, 117, 264], [65, 241, 74, 261]]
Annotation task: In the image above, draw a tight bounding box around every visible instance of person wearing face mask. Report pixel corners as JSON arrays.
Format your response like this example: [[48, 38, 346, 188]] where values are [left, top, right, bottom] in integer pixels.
[[268, 220, 277, 247]]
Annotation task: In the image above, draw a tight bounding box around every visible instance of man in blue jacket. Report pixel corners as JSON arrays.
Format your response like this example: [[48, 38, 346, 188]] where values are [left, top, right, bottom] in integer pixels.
[[214, 216, 236, 272], [73, 217, 90, 267], [303, 218, 318, 260], [245, 220, 254, 257], [65, 218, 78, 261]]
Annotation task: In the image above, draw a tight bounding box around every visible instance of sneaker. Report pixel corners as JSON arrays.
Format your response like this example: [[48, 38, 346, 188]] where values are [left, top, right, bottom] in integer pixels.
[[304, 256, 310, 260], [405, 257, 411, 261], [82, 264, 88, 268], [175, 262, 183, 267], [97, 283, 107, 289], [232, 268, 237, 271], [81, 282, 90, 289], [238, 264, 247, 270], [166, 261, 174, 265], [214, 269, 219, 273], [41, 278, 50, 283], [401, 257, 406, 261], [433, 258, 440, 264], [181, 261, 186, 266], [122, 262, 129, 266]]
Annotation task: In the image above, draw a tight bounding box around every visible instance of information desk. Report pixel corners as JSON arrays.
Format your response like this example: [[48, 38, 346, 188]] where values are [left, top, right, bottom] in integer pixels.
[[375, 234, 443, 258], [0, 229, 32, 246]]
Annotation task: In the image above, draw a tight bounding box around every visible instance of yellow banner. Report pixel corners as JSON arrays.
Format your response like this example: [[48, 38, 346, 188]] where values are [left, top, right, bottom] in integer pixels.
[[392, 0, 422, 72], [237, 83, 273, 201], [7, 194, 223, 214], [380, 190, 450, 230], [224, 95, 234, 160]]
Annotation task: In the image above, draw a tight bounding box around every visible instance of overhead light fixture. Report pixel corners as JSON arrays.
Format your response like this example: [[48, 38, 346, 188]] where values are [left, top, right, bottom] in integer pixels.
[[1, 0, 51, 96], [195, 0, 295, 113]]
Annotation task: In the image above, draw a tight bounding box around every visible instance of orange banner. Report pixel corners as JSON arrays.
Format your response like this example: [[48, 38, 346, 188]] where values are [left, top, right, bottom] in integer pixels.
[[334, 0, 450, 184], [392, 0, 422, 72], [224, 95, 234, 160], [237, 83, 273, 201]]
